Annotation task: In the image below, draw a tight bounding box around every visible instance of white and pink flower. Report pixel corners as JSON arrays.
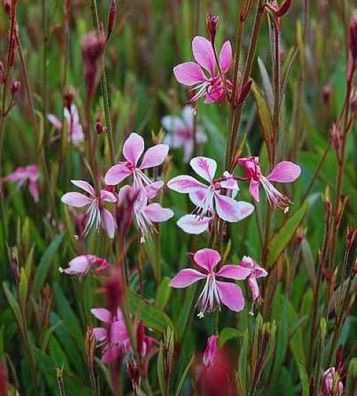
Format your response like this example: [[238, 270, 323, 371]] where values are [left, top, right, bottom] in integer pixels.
[[323, 367, 344, 396], [104, 132, 169, 192], [239, 256, 268, 303], [170, 248, 250, 318], [161, 106, 206, 162], [3, 165, 40, 202], [238, 156, 301, 212], [59, 255, 109, 277], [168, 156, 254, 223], [202, 335, 219, 367], [174, 36, 232, 103], [61, 180, 117, 238]]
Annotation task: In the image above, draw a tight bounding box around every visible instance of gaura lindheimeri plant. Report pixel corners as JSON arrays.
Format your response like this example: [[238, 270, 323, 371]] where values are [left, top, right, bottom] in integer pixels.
[[170, 248, 250, 318], [118, 185, 174, 242], [323, 367, 344, 396], [168, 156, 254, 222], [3, 165, 40, 202], [47, 104, 85, 146], [161, 105, 207, 162], [104, 132, 169, 191], [61, 180, 117, 238], [202, 335, 219, 367], [173, 36, 232, 103], [239, 256, 268, 306], [59, 255, 109, 278], [238, 156, 301, 212]]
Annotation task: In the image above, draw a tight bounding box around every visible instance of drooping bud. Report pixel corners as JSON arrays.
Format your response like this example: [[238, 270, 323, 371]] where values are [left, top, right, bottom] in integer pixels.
[[206, 14, 219, 43], [107, 0, 117, 41], [349, 12, 357, 62], [10, 80, 20, 97], [202, 335, 219, 367], [102, 268, 124, 314], [63, 85, 75, 110], [330, 123, 342, 153], [236, 79, 252, 105]]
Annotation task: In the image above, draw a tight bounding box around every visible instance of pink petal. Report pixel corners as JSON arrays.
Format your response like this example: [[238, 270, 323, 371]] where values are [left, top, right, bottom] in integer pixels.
[[177, 214, 210, 234], [104, 163, 131, 186], [219, 41, 233, 73], [145, 181, 164, 199], [216, 265, 251, 280], [143, 203, 174, 223], [61, 192, 92, 207], [216, 281, 245, 312], [236, 201, 254, 220], [91, 308, 112, 323], [254, 266, 268, 279], [220, 171, 238, 190], [192, 36, 215, 74], [247, 276, 260, 301], [161, 115, 186, 136], [100, 190, 117, 203], [28, 181, 39, 202], [140, 144, 169, 169], [110, 321, 128, 344], [267, 161, 301, 183], [249, 180, 260, 202], [4, 167, 26, 182], [214, 193, 241, 222], [194, 248, 221, 272], [71, 180, 95, 196], [123, 132, 145, 165], [167, 175, 206, 193], [63, 255, 96, 275], [170, 268, 206, 288], [173, 62, 207, 86], [190, 156, 217, 182], [102, 346, 122, 364], [47, 114, 62, 129], [101, 208, 116, 238], [93, 327, 107, 342], [188, 186, 212, 208], [181, 106, 194, 128]]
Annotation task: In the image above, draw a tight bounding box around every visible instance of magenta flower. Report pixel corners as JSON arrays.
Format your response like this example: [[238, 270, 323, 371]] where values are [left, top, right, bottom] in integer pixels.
[[118, 185, 174, 242], [170, 248, 250, 318], [203, 335, 219, 367], [168, 156, 254, 222], [47, 104, 84, 146], [239, 256, 268, 303], [61, 180, 117, 238], [104, 133, 169, 191], [3, 165, 39, 202], [161, 106, 206, 162], [323, 367, 344, 396], [59, 255, 109, 278], [238, 156, 301, 212], [173, 36, 232, 103]]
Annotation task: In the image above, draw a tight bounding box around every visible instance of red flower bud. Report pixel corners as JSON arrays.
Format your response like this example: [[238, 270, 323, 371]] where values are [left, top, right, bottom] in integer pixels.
[[322, 85, 331, 104], [206, 14, 219, 42], [349, 12, 357, 62], [275, 0, 292, 18], [63, 86, 75, 110], [103, 268, 124, 314], [96, 121, 106, 134], [107, 0, 117, 41], [10, 80, 20, 97]]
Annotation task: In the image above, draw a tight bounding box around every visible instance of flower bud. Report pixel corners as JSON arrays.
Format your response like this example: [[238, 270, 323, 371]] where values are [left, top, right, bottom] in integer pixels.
[[330, 123, 342, 152], [203, 335, 219, 367], [107, 0, 117, 41], [10, 80, 20, 97], [322, 85, 331, 104], [206, 14, 219, 42], [96, 120, 106, 134], [63, 86, 75, 110], [103, 268, 124, 314], [349, 12, 357, 62]]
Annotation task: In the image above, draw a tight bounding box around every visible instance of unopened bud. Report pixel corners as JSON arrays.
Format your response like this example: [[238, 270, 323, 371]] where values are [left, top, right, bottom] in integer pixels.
[[349, 12, 357, 61], [0, 61, 4, 83], [103, 268, 124, 314], [275, 0, 292, 18], [206, 14, 219, 42], [96, 120, 106, 134], [322, 85, 331, 104], [107, 0, 117, 41], [10, 80, 20, 97], [236, 79, 252, 105], [346, 226, 357, 250], [350, 90, 357, 115], [330, 123, 342, 152], [63, 86, 75, 110]]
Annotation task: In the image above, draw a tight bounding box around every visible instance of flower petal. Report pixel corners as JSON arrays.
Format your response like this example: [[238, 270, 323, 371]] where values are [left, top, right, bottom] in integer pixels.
[[47, 113, 62, 129], [63, 255, 96, 275], [104, 163, 131, 186], [173, 62, 207, 86], [267, 161, 301, 183], [100, 190, 117, 203], [91, 308, 112, 323], [123, 132, 145, 165], [192, 36, 215, 74], [161, 115, 186, 137], [190, 156, 217, 182], [71, 180, 95, 196], [102, 346, 122, 364], [219, 41, 233, 73], [145, 181, 164, 199], [170, 268, 206, 288], [61, 192, 92, 207], [93, 327, 107, 342], [140, 144, 169, 169], [249, 180, 260, 202], [194, 248, 221, 272], [28, 181, 39, 203], [101, 208, 116, 239], [214, 193, 241, 222], [216, 281, 245, 312], [247, 276, 260, 301], [177, 215, 210, 234], [236, 201, 254, 220], [216, 265, 251, 280], [167, 175, 206, 193], [143, 203, 174, 223]]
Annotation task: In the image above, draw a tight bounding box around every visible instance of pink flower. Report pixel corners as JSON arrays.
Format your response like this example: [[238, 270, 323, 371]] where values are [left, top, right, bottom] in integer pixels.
[[59, 255, 109, 278], [238, 156, 301, 212], [203, 335, 219, 367], [173, 36, 232, 103], [104, 133, 169, 191], [3, 165, 39, 202], [47, 104, 85, 146], [168, 156, 254, 222], [170, 248, 250, 318], [239, 256, 268, 303], [323, 367, 343, 396], [61, 180, 117, 238], [118, 186, 174, 242], [161, 106, 206, 162]]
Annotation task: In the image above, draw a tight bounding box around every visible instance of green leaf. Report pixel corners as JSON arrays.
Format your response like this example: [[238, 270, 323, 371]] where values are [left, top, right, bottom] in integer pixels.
[[32, 233, 64, 296], [267, 203, 308, 267], [155, 276, 171, 310], [237, 330, 249, 395], [219, 327, 244, 348], [174, 354, 194, 396], [128, 289, 175, 333], [19, 268, 28, 314], [3, 282, 23, 330]]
